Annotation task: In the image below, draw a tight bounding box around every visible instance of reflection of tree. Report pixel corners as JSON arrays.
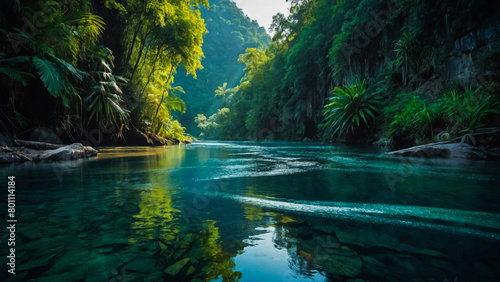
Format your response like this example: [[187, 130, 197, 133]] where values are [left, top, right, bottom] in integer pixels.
[[272, 218, 317, 277], [242, 186, 264, 221], [130, 184, 180, 244], [122, 146, 243, 280], [197, 220, 242, 281], [128, 147, 185, 244]]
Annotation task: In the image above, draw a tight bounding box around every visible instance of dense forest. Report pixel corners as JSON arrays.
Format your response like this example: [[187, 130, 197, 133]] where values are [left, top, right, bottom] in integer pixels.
[[193, 0, 500, 148], [174, 0, 270, 136], [1, 0, 500, 148], [0, 0, 209, 145]]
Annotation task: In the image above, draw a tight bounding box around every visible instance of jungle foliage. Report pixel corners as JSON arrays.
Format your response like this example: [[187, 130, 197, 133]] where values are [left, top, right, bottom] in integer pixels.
[[0, 0, 209, 144], [195, 0, 500, 147]]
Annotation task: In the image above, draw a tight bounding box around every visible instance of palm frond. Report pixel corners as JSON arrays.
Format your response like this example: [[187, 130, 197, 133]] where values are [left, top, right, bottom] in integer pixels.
[[163, 94, 186, 113], [63, 12, 106, 39], [0, 67, 32, 86], [32, 56, 65, 98], [51, 55, 87, 81]]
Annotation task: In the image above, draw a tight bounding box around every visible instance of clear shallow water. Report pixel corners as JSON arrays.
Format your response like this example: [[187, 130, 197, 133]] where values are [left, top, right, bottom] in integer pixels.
[[1, 141, 500, 281]]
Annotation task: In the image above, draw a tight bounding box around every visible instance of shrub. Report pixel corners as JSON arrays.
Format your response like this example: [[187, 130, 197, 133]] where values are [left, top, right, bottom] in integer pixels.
[[321, 79, 380, 140], [438, 87, 500, 134], [386, 93, 437, 145]]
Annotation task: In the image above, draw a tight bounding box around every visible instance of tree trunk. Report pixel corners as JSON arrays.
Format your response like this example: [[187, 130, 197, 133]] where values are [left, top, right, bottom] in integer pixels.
[[139, 48, 162, 98], [124, 19, 144, 67], [129, 28, 153, 81], [151, 65, 175, 133]]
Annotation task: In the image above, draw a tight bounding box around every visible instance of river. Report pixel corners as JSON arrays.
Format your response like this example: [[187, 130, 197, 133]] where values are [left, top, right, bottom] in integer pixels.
[[1, 141, 500, 281]]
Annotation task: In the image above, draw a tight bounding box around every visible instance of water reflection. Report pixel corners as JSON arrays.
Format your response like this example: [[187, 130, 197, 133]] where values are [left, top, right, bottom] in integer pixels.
[[1, 141, 499, 281]]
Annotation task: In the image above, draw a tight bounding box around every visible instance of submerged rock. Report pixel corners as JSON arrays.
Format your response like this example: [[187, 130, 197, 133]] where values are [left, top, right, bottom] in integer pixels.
[[326, 246, 358, 257], [164, 258, 190, 277], [319, 254, 363, 278], [313, 224, 336, 234], [124, 257, 160, 274], [335, 228, 399, 249], [361, 255, 386, 268]]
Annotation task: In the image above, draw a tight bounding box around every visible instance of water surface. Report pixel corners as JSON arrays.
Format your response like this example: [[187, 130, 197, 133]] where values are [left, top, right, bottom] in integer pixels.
[[1, 141, 500, 281]]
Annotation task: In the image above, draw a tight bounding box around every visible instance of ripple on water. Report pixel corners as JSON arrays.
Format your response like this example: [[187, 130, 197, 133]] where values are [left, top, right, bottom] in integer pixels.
[[205, 192, 500, 240]]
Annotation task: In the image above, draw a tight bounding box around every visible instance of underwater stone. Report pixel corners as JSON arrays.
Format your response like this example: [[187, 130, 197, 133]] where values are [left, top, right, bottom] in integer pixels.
[[297, 225, 314, 239], [326, 247, 358, 257], [164, 258, 190, 277], [186, 247, 205, 259], [16, 252, 58, 272], [396, 243, 421, 254], [125, 257, 160, 274], [144, 272, 164, 282], [24, 229, 43, 240], [38, 270, 86, 282], [361, 255, 386, 268], [335, 228, 398, 249], [420, 249, 447, 258], [42, 249, 90, 275], [320, 255, 363, 278], [313, 224, 336, 234]]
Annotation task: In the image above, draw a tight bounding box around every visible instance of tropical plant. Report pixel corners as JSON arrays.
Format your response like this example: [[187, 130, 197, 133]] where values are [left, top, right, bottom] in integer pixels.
[[140, 83, 186, 139], [438, 88, 500, 133], [214, 82, 239, 107], [321, 79, 380, 139], [85, 47, 130, 134], [394, 30, 421, 86], [0, 54, 32, 86], [387, 94, 437, 145]]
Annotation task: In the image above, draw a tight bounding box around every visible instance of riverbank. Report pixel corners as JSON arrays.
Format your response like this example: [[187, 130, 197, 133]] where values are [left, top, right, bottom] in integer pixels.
[[0, 134, 98, 164], [386, 128, 500, 160]]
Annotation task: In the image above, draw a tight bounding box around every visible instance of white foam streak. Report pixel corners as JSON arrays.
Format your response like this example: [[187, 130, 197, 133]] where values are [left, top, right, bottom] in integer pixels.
[[211, 193, 500, 240]]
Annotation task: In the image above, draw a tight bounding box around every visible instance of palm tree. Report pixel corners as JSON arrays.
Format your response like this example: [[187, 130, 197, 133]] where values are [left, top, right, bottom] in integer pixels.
[[215, 82, 239, 107], [394, 30, 420, 86]]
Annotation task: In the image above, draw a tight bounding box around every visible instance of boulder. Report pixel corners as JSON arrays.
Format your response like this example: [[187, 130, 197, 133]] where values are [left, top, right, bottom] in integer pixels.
[[386, 142, 487, 159], [40, 143, 98, 161]]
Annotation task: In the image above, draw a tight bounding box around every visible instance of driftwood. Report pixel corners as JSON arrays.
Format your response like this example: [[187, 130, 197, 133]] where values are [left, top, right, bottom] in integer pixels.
[[14, 139, 64, 150], [1, 146, 33, 161]]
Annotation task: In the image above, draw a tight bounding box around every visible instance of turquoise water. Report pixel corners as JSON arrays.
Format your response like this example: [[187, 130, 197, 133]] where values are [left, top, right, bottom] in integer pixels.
[[1, 141, 500, 281]]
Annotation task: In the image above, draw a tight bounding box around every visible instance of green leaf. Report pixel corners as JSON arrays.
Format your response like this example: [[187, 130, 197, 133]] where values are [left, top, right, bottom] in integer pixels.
[[32, 56, 65, 98]]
